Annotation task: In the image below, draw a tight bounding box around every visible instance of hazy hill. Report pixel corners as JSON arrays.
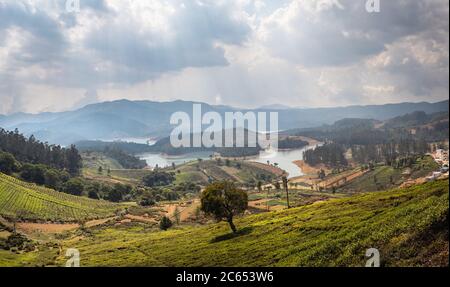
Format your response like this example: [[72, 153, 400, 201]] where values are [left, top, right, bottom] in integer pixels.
[[384, 111, 449, 129], [0, 99, 448, 145]]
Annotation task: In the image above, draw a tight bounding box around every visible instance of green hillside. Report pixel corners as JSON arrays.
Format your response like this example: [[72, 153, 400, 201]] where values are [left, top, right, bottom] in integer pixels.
[[0, 173, 123, 222], [55, 180, 448, 267], [174, 160, 279, 186], [341, 156, 440, 192]]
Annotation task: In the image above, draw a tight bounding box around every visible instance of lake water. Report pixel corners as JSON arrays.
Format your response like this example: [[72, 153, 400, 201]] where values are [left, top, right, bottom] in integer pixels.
[[139, 144, 318, 178], [139, 152, 214, 169], [251, 145, 318, 178], [101, 137, 157, 145]]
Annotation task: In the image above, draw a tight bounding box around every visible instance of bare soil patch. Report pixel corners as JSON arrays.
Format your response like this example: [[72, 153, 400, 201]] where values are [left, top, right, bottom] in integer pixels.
[[163, 200, 201, 222], [16, 222, 79, 234]]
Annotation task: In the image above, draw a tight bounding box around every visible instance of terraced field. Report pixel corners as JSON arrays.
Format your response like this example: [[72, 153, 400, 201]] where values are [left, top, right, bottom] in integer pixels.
[[341, 156, 440, 193], [0, 173, 123, 222], [1, 179, 448, 267], [174, 160, 281, 185], [57, 180, 448, 267]]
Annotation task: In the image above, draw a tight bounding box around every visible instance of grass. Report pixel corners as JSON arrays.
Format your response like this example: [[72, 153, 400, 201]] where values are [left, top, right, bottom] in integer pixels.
[[46, 179, 448, 267], [80, 156, 279, 188], [342, 166, 403, 192], [248, 189, 345, 209], [0, 173, 124, 222], [341, 156, 440, 192], [410, 155, 441, 179], [110, 169, 153, 181], [173, 160, 278, 186], [81, 152, 123, 171], [0, 245, 59, 267]]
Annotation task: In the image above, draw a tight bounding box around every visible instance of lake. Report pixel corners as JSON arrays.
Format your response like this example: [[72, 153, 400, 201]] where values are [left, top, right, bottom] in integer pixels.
[[251, 145, 319, 178], [139, 144, 318, 178], [100, 137, 157, 145], [139, 152, 214, 169]]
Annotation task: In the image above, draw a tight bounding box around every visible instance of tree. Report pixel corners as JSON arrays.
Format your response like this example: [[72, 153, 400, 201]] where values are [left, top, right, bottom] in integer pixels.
[[88, 190, 100, 200], [265, 186, 272, 211], [105, 188, 123, 202], [159, 216, 173, 231], [44, 169, 62, 190], [20, 164, 46, 185], [257, 181, 262, 192], [274, 181, 281, 190], [173, 206, 181, 225], [0, 152, 18, 175], [142, 171, 175, 187], [0, 128, 82, 172], [98, 166, 103, 174], [282, 176, 290, 209], [318, 169, 326, 180], [105, 183, 130, 202], [201, 182, 248, 233], [64, 178, 84, 196], [66, 145, 83, 176]]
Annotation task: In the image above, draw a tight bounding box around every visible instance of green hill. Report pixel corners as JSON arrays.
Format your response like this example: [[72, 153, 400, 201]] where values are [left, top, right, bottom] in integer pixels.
[[0, 173, 123, 222], [341, 156, 440, 192], [56, 180, 448, 267]]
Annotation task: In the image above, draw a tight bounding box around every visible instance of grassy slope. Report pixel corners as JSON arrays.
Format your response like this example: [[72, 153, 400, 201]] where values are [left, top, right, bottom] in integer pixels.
[[57, 180, 448, 267], [342, 156, 439, 192], [81, 152, 123, 171], [174, 160, 278, 185], [0, 173, 123, 222], [81, 155, 279, 187]]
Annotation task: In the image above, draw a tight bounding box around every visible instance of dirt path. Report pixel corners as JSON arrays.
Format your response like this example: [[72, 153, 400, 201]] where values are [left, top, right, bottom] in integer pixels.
[[124, 214, 157, 224], [85, 217, 116, 228], [0, 215, 117, 236], [163, 200, 201, 222], [319, 169, 368, 189], [16, 223, 79, 234]]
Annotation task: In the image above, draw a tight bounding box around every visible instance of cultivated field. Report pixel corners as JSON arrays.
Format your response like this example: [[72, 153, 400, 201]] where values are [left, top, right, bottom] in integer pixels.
[[45, 180, 448, 267], [0, 173, 123, 222]]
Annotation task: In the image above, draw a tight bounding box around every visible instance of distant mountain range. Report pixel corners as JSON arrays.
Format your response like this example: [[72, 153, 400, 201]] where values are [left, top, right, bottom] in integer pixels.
[[0, 99, 448, 145]]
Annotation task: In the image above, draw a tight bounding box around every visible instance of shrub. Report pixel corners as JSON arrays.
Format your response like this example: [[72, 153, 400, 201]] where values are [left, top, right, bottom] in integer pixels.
[[159, 216, 173, 231], [63, 178, 85, 196]]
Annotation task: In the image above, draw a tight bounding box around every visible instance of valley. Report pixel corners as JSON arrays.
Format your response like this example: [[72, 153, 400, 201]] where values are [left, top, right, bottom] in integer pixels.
[[1, 101, 449, 267], [1, 180, 447, 267]]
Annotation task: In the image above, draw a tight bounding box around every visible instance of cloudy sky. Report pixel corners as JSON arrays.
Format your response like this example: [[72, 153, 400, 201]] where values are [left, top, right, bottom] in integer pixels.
[[0, 0, 448, 114]]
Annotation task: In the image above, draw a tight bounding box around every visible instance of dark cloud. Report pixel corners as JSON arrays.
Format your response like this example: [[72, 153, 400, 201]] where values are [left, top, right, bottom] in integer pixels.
[[84, 0, 250, 82], [263, 0, 448, 67]]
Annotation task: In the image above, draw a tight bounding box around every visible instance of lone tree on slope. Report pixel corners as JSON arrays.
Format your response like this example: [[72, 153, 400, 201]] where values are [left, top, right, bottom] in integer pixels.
[[200, 181, 248, 234]]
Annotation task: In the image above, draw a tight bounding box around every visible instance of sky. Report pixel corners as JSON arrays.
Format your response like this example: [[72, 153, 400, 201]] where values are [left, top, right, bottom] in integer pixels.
[[0, 0, 448, 114]]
